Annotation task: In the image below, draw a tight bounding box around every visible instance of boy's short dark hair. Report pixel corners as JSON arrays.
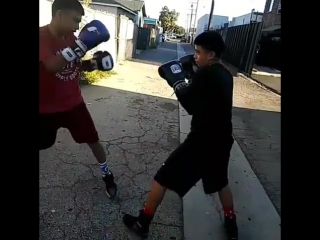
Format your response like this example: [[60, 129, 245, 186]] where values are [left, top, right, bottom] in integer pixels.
[[52, 0, 85, 17], [194, 31, 225, 57]]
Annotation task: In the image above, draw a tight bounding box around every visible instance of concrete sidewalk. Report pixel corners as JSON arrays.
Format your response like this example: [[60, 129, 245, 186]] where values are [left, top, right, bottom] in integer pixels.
[[178, 43, 281, 240]]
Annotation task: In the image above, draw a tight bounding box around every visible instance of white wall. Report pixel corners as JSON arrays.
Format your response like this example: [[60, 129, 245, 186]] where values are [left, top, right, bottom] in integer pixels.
[[39, 0, 52, 27], [136, 10, 144, 27], [229, 12, 262, 27], [39, 0, 136, 64], [195, 15, 207, 38]]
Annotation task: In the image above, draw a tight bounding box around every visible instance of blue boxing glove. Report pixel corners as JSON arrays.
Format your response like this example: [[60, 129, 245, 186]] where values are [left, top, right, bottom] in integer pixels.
[[61, 20, 110, 62], [79, 20, 110, 49]]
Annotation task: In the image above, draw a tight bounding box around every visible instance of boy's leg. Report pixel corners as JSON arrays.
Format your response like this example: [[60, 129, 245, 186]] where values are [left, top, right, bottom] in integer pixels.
[[62, 102, 117, 198], [202, 139, 238, 240], [123, 137, 201, 239]]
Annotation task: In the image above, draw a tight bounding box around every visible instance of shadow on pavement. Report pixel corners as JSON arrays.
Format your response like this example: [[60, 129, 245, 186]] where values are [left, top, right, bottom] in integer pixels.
[[232, 106, 281, 215], [39, 84, 183, 240]]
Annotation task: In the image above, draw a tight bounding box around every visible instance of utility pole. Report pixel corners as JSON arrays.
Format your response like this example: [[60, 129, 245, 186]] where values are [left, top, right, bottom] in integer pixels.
[[188, 3, 194, 38], [207, 0, 215, 31], [187, 1, 198, 43], [186, 14, 190, 34], [191, 0, 200, 43]]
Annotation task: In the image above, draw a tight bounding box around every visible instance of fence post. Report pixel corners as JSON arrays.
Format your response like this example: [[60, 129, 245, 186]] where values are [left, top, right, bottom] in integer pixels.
[[245, 22, 263, 76]]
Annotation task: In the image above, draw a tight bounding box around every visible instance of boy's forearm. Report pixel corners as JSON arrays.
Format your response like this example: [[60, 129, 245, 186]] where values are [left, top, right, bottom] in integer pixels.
[[175, 88, 195, 115], [80, 59, 94, 72]]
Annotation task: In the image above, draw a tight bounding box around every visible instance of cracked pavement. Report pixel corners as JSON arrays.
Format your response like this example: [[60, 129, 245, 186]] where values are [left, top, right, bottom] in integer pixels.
[[40, 43, 183, 239]]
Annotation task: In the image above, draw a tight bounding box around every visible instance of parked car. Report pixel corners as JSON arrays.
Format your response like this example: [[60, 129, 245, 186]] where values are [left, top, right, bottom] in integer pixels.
[[180, 37, 187, 43], [162, 34, 169, 42]]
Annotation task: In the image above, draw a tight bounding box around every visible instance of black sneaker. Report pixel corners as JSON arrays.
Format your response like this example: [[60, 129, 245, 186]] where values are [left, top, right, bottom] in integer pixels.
[[224, 215, 238, 240], [102, 172, 117, 198], [123, 210, 153, 239]]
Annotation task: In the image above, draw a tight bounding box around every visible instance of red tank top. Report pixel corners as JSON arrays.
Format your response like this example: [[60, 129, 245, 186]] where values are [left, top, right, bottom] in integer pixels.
[[39, 25, 83, 114]]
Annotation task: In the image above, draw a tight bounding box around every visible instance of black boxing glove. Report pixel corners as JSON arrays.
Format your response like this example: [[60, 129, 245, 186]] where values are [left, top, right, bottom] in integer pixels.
[[158, 60, 188, 91], [179, 54, 198, 80], [82, 51, 114, 72], [91, 51, 114, 71]]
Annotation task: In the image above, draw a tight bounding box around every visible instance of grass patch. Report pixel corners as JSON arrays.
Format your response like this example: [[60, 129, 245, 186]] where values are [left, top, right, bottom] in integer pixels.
[[80, 70, 116, 85], [79, 55, 116, 85]]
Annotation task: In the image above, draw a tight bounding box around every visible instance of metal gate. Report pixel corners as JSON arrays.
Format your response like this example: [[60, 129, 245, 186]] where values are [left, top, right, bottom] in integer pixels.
[[220, 22, 263, 76], [136, 28, 151, 50]]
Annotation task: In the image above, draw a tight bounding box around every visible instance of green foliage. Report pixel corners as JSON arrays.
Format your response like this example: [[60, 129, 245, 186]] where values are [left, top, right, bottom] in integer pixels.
[[173, 25, 185, 35], [82, 0, 92, 7], [79, 56, 115, 86], [80, 70, 116, 85], [159, 6, 180, 33]]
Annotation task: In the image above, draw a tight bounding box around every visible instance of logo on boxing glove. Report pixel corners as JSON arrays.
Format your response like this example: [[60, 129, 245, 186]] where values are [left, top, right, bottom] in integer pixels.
[[87, 26, 100, 35], [170, 64, 182, 74]]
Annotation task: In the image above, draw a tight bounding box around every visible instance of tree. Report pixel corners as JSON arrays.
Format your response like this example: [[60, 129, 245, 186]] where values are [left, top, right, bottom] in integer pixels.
[[159, 6, 180, 33], [173, 26, 185, 35]]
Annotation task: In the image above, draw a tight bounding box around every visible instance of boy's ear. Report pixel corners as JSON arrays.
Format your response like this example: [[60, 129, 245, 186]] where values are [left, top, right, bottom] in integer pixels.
[[208, 51, 216, 60]]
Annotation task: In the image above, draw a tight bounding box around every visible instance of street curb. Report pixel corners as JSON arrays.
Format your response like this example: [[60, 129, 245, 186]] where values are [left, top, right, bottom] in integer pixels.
[[223, 62, 281, 96], [239, 73, 281, 96]]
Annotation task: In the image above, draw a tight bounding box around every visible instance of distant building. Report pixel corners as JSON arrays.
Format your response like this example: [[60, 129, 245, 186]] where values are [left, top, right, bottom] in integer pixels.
[[262, 0, 281, 29], [88, 0, 147, 27], [143, 17, 159, 28], [229, 12, 263, 27], [195, 14, 229, 38]]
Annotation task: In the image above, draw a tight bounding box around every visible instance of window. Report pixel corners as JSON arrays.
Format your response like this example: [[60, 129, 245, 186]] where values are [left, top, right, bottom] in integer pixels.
[[269, 0, 274, 12]]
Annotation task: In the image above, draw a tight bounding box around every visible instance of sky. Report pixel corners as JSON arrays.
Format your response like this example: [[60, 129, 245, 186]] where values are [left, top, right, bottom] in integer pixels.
[[144, 0, 266, 28]]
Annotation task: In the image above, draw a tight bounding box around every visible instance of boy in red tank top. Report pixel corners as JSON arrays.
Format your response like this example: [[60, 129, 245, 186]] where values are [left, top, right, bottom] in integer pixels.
[[39, 0, 117, 198]]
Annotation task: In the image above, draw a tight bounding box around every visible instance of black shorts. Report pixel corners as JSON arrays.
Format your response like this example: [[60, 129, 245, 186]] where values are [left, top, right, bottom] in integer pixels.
[[154, 133, 234, 197]]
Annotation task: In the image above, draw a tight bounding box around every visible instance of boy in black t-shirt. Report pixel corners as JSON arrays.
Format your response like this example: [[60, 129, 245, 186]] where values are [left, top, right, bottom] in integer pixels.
[[123, 31, 238, 240]]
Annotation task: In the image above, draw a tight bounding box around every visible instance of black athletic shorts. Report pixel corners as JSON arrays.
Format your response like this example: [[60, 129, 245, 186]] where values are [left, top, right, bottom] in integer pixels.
[[154, 132, 234, 197]]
